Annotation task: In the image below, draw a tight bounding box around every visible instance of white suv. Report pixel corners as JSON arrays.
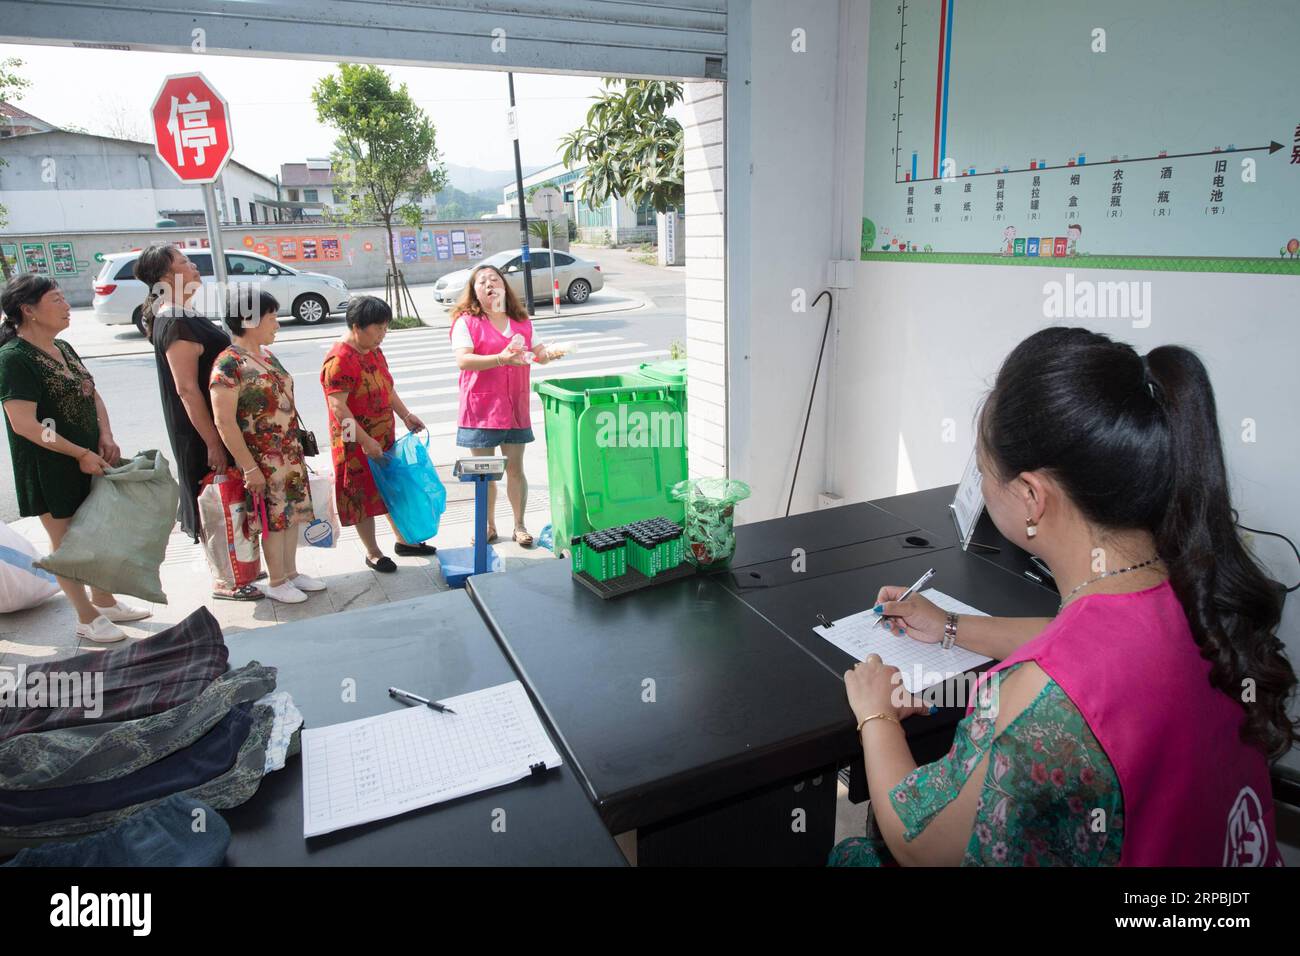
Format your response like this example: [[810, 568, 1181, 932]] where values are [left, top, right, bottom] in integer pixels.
[[92, 249, 351, 336]]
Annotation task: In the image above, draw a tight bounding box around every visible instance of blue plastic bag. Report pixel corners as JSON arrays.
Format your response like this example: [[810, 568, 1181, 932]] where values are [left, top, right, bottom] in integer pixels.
[[367, 432, 447, 543]]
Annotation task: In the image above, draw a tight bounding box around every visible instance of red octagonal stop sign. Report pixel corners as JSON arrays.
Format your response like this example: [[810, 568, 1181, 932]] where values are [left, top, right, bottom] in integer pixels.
[[151, 72, 234, 184]]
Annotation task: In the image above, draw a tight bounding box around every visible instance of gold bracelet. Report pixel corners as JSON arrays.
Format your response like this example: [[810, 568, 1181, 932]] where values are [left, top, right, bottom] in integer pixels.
[[856, 712, 900, 733]]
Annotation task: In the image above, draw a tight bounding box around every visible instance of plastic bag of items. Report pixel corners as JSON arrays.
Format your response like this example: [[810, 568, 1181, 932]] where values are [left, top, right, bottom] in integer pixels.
[[670, 478, 751, 569]]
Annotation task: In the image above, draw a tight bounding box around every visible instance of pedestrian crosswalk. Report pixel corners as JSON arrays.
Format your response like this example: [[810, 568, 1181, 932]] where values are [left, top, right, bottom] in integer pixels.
[[314, 324, 671, 439]]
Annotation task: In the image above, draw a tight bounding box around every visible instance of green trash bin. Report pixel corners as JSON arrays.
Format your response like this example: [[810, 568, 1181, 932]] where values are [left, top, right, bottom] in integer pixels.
[[637, 359, 689, 419], [535, 373, 688, 551]]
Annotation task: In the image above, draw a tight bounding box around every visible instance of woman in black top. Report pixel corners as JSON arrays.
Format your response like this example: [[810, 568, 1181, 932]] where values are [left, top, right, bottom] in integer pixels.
[[136, 245, 256, 600]]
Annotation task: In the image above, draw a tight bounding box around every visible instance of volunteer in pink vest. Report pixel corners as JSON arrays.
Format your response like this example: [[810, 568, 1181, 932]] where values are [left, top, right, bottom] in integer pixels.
[[833, 327, 1295, 867], [450, 265, 556, 547]]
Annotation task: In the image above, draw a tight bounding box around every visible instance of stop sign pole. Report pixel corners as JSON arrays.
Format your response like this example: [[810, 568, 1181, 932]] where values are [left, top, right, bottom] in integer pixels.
[[151, 73, 234, 292]]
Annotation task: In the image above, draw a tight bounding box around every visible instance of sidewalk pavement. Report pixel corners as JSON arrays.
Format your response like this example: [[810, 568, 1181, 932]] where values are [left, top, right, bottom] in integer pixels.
[[0, 449, 561, 671]]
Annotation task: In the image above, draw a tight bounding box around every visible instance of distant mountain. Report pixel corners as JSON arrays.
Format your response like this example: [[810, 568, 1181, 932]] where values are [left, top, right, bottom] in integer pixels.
[[433, 184, 502, 221], [443, 162, 549, 195]]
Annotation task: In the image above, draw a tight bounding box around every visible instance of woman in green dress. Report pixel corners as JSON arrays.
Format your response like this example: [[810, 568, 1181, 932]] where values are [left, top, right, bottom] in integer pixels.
[[0, 275, 151, 643]]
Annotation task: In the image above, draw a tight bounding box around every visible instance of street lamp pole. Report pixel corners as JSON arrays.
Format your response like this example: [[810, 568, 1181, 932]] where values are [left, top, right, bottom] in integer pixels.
[[507, 72, 535, 315]]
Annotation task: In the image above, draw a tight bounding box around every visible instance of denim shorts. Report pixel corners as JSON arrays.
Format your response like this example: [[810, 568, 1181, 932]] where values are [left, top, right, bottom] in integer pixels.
[[456, 426, 535, 448]]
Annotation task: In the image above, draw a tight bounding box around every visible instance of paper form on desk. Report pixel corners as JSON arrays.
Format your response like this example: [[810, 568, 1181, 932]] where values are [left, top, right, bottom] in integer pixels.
[[813, 589, 994, 694], [301, 680, 562, 838]]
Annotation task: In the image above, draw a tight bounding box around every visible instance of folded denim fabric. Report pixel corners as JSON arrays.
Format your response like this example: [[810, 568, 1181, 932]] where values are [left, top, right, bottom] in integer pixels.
[[0, 702, 272, 843], [0, 607, 228, 742], [2, 795, 230, 867], [0, 662, 276, 790], [0, 704, 253, 825]]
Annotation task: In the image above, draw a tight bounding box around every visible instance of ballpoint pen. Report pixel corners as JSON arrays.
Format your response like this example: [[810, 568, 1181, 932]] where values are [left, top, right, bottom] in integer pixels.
[[388, 686, 456, 714], [873, 567, 937, 629]]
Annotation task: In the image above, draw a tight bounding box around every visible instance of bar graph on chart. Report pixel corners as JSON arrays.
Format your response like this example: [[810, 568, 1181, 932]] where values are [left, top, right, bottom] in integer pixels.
[[864, 0, 1299, 271]]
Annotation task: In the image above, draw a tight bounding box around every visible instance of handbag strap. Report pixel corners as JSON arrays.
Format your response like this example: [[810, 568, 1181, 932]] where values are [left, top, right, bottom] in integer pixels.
[[253, 492, 270, 532]]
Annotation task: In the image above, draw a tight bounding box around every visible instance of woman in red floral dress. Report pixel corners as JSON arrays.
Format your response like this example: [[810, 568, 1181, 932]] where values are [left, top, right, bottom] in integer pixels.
[[210, 291, 323, 604], [320, 296, 430, 573]]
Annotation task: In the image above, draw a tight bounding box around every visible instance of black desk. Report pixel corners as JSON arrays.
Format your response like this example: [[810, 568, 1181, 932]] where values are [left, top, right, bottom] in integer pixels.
[[870, 484, 1058, 596], [220, 594, 625, 867], [727, 530, 1060, 768], [729, 501, 918, 568], [467, 562, 851, 864], [464, 489, 1065, 864]]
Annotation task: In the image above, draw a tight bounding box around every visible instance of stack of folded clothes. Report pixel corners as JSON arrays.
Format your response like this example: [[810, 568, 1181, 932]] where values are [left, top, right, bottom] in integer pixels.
[[0, 608, 297, 863]]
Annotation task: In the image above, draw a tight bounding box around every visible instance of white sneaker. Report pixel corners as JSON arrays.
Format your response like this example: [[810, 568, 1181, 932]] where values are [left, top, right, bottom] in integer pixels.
[[94, 600, 152, 623], [261, 581, 308, 604], [76, 616, 127, 644], [289, 573, 326, 592]]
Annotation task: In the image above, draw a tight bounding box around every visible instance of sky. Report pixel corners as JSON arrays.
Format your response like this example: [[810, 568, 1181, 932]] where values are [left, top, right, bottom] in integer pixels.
[[0, 43, 638, 189]]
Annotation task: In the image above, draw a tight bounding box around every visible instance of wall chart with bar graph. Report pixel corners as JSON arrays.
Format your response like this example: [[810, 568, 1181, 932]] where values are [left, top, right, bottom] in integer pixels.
[[861, 0, 1300, 273]]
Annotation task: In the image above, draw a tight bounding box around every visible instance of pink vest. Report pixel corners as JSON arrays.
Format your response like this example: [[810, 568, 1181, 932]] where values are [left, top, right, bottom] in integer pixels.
[[453, 313, 533, 430], [971, 581, 1282, 867]]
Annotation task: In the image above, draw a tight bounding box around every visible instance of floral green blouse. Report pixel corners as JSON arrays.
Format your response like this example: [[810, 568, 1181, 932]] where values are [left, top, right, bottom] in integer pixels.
[[829, 663, 1124, 866]]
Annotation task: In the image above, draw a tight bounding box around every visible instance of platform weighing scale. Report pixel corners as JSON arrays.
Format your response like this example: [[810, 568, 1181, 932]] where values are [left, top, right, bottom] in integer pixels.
[[439, 456, 506, 589]]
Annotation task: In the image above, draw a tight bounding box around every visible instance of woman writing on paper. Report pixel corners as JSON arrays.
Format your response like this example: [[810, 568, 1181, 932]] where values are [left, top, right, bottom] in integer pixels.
[[833, 327, 1295, 866]]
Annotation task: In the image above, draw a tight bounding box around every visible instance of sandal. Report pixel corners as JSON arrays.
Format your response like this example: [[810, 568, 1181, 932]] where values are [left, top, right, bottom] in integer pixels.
[[513, 526, 535, 548], [213, 584, 264, 601]]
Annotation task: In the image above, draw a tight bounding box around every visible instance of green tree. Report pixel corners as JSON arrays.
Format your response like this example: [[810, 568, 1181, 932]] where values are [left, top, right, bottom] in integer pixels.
[[560, 79, 684, 219], [528, 218, 553, 249], [0, 57, 32, 281], [311, 64, 447, 284]]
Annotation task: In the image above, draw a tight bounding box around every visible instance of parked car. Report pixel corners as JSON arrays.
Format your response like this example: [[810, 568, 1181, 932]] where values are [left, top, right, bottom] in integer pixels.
[[92, 249, 351, 336], [433, 248, 603, 306]]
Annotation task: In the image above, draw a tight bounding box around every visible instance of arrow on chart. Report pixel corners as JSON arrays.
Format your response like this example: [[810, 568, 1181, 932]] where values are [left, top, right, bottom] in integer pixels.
[[898, 140, 1285, 184]]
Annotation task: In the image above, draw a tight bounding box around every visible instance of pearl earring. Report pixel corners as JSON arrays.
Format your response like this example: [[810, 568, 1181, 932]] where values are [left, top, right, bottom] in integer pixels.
[[1025, 518, 1037, 538]]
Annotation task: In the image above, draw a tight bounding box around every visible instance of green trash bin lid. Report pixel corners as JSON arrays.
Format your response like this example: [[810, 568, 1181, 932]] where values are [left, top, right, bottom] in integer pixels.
[[637, 359, 688, 387]]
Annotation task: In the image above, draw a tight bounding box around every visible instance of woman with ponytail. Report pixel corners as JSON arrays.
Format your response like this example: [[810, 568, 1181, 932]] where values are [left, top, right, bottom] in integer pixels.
[[835, 326, 1295, 866], [136, 245, 253, 600], [0, 275, 151, 642]]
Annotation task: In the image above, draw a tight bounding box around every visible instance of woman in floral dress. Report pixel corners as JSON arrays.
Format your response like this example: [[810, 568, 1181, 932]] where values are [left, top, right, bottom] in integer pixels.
[[320, 296, 429, 574], [209, 291, 324, 605]]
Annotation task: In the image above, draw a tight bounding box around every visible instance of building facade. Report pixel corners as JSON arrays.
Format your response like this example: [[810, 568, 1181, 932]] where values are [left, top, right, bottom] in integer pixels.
[[0, 128, 278, 232], [500, 161, 658, 246], [280, 158, 439, 223]]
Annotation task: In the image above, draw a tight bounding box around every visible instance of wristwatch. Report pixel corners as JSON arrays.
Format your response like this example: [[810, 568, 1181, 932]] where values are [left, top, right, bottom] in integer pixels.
[[942, 612, 959, 650]]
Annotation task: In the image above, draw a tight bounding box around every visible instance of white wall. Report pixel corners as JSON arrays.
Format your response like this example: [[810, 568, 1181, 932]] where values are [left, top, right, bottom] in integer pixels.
[[683, 80, 726, 477], [0, 188, 160, 231], [723, 0, 844, 517], [218, 163, 279, 224]]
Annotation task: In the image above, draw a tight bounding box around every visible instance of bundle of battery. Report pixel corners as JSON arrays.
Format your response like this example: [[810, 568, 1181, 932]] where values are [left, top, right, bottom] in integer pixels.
[[571, 518, 685, 583]]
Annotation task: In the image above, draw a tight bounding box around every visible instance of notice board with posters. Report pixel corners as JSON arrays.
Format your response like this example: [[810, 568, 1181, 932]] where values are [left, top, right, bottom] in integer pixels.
[[860, 0, 1300, 274]]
